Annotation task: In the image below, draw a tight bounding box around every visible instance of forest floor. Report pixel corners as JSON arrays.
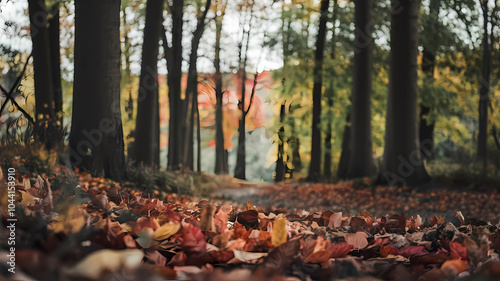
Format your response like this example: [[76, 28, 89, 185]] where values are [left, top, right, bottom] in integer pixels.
[[1, 167, 500, 281]]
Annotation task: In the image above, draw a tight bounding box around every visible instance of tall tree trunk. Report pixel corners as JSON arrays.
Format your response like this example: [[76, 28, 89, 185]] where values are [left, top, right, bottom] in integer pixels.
[[28, 0, 57, 149], [323, 0, 337, 180], [196, 102, 201, 172], [48, 2, 62, 140], [323, 82, 334, 179], [419, 0, 439, 160], [275, 103, 286, 182], [381, 0, 430, 186], [337, 111, 351, 179], [307, 0, 329, 181], [234, 9, 253, 180], [70, 0, 125, 180], [478, 0, 490, 172], [214, 1, 227, 174], [347, 0, 375, 178], [214, 11, 228, 174], [289, 105, 302, 176], [184, 0, 212, 170], [134, 0, 164, 167], [166, 0, 184, 170]]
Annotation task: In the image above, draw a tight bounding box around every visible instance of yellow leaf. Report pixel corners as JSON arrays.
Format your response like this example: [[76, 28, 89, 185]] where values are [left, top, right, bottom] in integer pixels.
[[65, 249, 144, 280], [245, 200, 257, 211], [20, 191, 36, 207], [153, 222, 181, 241], [271, 218, 288, 246]]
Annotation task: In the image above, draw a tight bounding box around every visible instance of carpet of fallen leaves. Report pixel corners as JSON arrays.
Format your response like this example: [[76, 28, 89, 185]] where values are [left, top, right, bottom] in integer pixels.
[[249, 180, 500, 223], [1, 170, 500, 281]]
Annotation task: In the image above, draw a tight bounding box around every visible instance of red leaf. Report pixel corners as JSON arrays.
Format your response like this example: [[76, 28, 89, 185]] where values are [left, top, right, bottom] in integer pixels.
[[449, 241, 467, 260], [181, 222, 207, 255]]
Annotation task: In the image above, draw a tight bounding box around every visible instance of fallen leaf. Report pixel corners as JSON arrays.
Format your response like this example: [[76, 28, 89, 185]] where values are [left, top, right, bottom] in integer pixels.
[[441, 259, 468, 277], [271, 218, 288, 246], [328, 212, 342, 229], [344, 232, 369, 249], [230, 249, 268, 264], [153, 222, 181, 241], [65, 249, 144, 280], [449, 241, 467, 260]]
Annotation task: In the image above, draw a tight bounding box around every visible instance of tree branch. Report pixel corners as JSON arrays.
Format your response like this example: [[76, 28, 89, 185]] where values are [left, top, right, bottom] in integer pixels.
[[244, 72, 259, 117], [0, 53, 34, 126]]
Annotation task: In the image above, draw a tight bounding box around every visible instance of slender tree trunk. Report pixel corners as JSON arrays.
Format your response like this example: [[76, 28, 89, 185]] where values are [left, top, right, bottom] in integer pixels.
[[275, 103, 286, 182], [214, 1, 227, 174], [48, 2, 62, 139], [134, 0, 164, 167], [166, 0, 184, 170], [234, 9, 253, 180], [478, 0, 490, 172], [347, 0, 375, 178], [419, 0, 439, 160], [70, 0, 125, 180], [381, 0, 430, 186], [323, 0, 337, 180], [235, 69, 247, 180], [289, 105, 302, 176], [307, 0, 329, 181], [184, 0, 212, 170], [28, 0, 57, 149], [337, 111, 351, 179], [323, 83, 334, 179]]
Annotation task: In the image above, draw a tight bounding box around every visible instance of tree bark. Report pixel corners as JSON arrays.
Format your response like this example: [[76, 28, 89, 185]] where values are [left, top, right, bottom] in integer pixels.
[[323, 82, 334, 179], [214, 1, 227, 174], [28, 0, 57, 149], [166, 0, 184, 170], [134, 0, 164, 167], [214, 7, 228, 174], [347, 0, 375, 178], [381, 0, 430, 186], [337, 111, 351, 179], [184, 0, 212, 170], [419, 0, 439, 160], [275, 103, 286, 182], [234, 8, 253, 180], [307, 0, 329, 181], [48, 2, 62, 139], [478, 0, 490, 172], [70, 0, 125, 180]]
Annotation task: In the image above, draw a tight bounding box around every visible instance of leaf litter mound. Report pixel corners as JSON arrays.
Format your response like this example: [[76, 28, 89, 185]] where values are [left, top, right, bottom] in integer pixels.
[[1, 169, 499, 281]]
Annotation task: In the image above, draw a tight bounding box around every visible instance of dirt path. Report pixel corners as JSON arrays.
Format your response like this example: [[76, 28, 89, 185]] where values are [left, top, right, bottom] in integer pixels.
[[212, 180, 500, 223]]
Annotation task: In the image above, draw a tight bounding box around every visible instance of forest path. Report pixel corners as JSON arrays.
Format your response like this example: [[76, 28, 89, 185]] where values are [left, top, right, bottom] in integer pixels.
[[210, 180, 500, 223]]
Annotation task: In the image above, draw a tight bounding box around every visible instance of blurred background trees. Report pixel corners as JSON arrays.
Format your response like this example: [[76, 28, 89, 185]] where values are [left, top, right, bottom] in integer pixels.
[[1, 0, 500, 185]]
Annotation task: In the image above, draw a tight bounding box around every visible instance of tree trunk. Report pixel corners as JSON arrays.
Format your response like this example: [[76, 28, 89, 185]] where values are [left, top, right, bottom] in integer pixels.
[[275, 103, 286, 182], [70, 0, 125, 180], [28, 0, 57, 149], [214, 74, 226, 173], [347, 0, 375, 178], [48, 2, 62, 140], [323, 2, 337, 180], [419, 0, 439, 160], [288, 104, 302, 176], [134, 0, 164, 167], [234, 9, 253, 180], [234, 69, 247, 180], [337, 111, 351, 179], [478, 0, 490, 172], [307, 0, 329, 181], [166, 0, 184, 170], [184, 0, 212, 170], [214, 2, 227, 174], [381, 0, 430, 186], [323, 83, 334, 179]]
